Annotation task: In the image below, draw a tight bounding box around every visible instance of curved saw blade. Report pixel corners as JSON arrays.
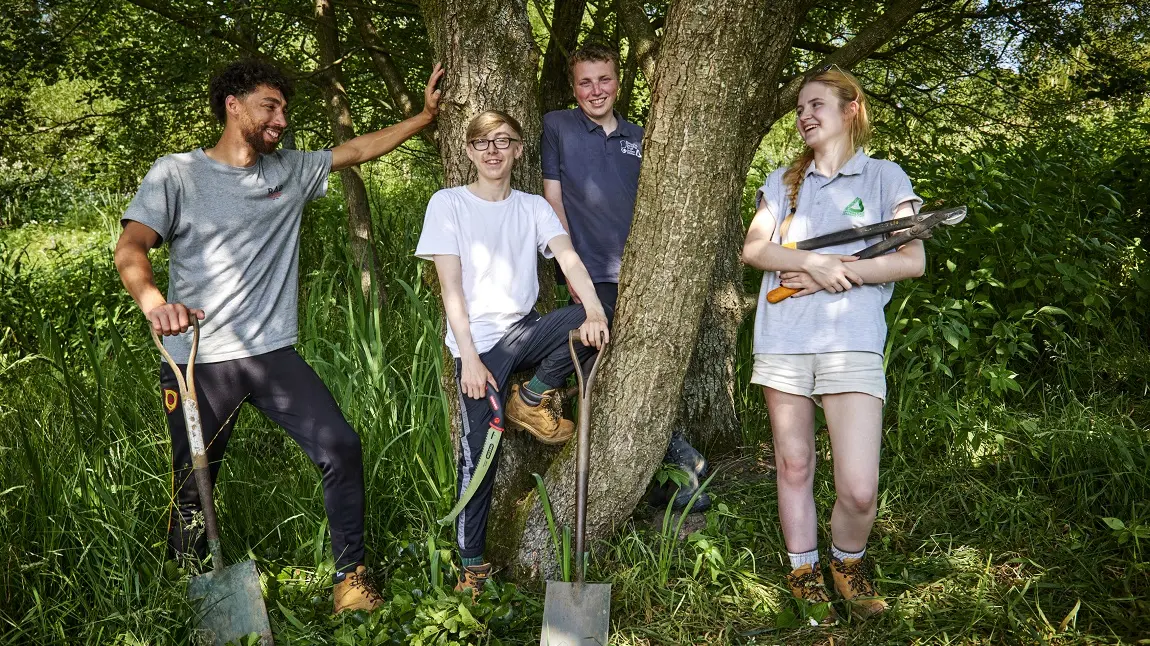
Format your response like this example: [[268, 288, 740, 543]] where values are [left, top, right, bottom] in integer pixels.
[[438, 384, 504, 526]]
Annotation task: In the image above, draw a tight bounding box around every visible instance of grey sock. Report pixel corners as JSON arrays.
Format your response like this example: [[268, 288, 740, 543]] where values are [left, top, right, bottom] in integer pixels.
[[788, 548, 820, 570], [831, 544, 866, 562]]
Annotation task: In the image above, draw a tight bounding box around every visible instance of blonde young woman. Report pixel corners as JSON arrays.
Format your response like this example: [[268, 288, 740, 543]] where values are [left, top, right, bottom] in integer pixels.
[[741, 67, 925, 621]]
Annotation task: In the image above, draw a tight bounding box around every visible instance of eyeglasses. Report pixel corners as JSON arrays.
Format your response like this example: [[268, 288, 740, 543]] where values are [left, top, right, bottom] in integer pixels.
[[469, 136, 520, 151]]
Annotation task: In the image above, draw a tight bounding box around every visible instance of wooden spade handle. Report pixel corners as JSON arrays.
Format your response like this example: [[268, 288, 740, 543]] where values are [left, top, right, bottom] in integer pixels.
[[767, 285, 800, 303]]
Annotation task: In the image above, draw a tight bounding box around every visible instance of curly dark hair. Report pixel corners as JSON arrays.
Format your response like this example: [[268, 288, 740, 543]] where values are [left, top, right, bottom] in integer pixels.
[[208, 60, 295, 123]]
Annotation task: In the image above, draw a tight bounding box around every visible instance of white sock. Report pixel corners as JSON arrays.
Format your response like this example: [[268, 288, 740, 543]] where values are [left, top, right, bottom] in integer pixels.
[[831, 544, 866, 562], [787, 549, 820, 570]]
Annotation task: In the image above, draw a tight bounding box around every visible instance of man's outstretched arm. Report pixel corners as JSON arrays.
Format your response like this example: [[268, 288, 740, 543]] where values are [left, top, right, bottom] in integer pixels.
[[330, 63, 444, 172]]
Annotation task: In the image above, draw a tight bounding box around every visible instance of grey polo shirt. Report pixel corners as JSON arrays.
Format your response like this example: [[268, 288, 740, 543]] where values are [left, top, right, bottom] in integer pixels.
[[751, 150, 923, 356], [541, 108, 644, 283]]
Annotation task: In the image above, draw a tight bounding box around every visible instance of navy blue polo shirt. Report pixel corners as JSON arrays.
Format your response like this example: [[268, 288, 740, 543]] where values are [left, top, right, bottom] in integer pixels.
[[541, 108, 643, 283]]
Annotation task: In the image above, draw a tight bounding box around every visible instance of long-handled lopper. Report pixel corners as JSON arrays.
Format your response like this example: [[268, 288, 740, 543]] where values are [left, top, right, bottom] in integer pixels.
[[540, 330, 611, 645], [767, 206, 966, 303], [152, 319, 273, 646]]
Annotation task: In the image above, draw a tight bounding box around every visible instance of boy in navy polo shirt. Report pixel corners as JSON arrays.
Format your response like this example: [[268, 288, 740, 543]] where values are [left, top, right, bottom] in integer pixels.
[[540, 43, 709, 512]]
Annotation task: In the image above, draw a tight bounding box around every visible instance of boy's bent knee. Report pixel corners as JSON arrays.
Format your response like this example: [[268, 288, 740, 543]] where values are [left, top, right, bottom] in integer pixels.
[[322, 423, 362, 466]]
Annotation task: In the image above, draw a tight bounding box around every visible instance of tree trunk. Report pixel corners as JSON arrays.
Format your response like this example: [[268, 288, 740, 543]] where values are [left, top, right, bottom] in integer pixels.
[[314, 0, 386, 306], [616, 0, 659, 86], [504, 0, 811, 580], [671, 208, 748, 456], [616, 43, 639, 120], [539, 0, 587, 114]]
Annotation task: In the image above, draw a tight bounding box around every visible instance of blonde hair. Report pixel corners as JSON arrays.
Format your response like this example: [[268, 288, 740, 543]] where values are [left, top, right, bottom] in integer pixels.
[[783, 67, 872, 213], [465, 110, 523, 142]]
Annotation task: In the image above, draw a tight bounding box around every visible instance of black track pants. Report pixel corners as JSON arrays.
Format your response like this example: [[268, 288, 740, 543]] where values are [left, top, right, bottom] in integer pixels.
[[161, 346, 365, 571], [454, 306, 597, 558]]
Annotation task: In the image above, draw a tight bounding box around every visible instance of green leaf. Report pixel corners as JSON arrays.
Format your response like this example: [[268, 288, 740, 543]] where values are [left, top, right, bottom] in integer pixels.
[[1101, 517, 1126, 531], [457, 603, 478, 627], [942, 327, 962, 350]]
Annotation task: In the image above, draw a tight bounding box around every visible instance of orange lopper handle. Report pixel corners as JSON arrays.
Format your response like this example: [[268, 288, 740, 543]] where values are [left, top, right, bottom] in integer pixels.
[[766, 285, 800, 303]]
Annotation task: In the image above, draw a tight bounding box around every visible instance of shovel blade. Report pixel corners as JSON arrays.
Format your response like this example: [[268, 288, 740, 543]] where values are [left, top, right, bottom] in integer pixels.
[[540, 581, 611, 645], [188, 559, 273, 646]]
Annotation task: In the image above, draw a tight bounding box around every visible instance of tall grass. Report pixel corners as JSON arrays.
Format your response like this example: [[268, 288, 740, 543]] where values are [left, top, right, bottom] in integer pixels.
[[2, 136, 1148, 643]]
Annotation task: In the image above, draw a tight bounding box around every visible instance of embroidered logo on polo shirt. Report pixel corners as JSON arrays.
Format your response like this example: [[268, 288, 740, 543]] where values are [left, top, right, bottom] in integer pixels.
[[620, 140, 642, 159], [266, 184, 285, 200], [843, 197, 865, 217]]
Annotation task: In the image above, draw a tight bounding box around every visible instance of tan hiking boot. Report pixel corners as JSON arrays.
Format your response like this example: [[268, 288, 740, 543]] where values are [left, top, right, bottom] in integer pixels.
[[505, 383, 574, 444], [786, 563, 838, 625], [333, 565, 383, 613], [830, 555, 887, 618], [454, 563, 491, 600]]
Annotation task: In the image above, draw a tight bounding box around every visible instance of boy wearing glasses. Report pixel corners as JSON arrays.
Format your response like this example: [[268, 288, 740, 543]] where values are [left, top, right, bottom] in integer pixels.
[[416, 110, 609, 593], [541, 43, 709, 511]]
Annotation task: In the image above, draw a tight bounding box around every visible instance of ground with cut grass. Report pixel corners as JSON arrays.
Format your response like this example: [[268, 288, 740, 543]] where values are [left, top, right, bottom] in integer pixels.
[[1, 135, 1147, 645]]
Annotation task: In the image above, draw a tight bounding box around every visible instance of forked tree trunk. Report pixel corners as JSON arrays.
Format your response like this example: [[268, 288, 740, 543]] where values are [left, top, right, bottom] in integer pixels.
[[314, 0, 386, 306], [504, 0, 811, 579], [668, 0, 929, 455]]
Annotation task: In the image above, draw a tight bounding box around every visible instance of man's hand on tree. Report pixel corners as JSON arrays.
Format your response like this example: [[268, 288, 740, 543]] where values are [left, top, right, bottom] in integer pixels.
[[460, 353, 497, 399], [146, 303, 205, 336], [423, 63, 445, 119]]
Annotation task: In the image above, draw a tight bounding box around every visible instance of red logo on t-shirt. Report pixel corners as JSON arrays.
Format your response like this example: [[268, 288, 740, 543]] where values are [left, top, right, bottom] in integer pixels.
[[266, 184, 284, 200]]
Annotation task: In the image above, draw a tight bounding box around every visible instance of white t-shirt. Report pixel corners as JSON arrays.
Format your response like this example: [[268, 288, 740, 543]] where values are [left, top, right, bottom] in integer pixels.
[[416, 186, 568, 357]]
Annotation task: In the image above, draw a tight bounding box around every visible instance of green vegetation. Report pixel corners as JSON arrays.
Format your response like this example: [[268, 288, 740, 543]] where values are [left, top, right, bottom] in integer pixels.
[[2, 116, 1147, 643]]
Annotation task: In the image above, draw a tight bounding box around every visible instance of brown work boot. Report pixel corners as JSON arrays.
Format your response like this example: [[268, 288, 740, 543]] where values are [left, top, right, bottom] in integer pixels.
[[454, 563, 491, 600], [333, 565, 383, 614], [786, 563, 838, 625], [505, 383, 574, 444], [830, 555, 888, 618]]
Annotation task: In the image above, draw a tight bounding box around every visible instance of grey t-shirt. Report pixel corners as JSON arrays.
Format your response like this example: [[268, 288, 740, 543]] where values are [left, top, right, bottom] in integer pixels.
[[751, 150, 922, 356], [122, 147, 332, 363]]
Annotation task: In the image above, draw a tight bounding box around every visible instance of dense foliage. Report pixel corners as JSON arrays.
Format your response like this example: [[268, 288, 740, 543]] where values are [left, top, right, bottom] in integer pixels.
[[2, 0, 1148, 643]]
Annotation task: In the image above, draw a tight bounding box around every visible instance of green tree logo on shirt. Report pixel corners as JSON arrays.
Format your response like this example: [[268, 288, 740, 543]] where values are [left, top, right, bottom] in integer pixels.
[[843, 197, 865, 217]]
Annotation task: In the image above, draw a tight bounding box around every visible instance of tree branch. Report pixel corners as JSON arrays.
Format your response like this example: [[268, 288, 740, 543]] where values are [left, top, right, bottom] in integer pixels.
[[538, 0, 587, 113], [124, 0, 299, 76], [615, 0, 659, 85], [768, 0, 927, 126], [348, 6, 419, 119]]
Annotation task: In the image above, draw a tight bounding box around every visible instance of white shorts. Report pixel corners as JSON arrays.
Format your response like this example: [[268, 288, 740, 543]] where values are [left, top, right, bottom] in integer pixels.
[[751, 352, 886, 405]]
